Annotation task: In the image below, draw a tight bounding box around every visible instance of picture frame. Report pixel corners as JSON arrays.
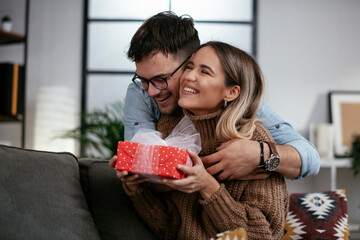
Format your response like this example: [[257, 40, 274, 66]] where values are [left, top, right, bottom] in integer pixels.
[[328, 91, 360, 157]]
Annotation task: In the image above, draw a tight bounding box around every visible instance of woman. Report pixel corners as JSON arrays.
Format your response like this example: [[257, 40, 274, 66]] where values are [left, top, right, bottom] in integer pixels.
[[119, 41, 288, 240]]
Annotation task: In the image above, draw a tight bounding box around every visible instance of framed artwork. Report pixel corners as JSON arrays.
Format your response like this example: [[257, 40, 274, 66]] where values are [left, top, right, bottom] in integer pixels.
[[328, 91, 360, 157]]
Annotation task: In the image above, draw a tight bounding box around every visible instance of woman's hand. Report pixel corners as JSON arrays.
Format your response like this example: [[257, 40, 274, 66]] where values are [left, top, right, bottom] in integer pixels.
[[117, 171, 149, 192], [109, 155, 148, 192], [161, 149, 220, 200]]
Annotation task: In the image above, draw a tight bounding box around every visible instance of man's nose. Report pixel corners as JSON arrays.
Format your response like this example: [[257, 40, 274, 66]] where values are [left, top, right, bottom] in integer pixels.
[[146, 83, 162, 97]]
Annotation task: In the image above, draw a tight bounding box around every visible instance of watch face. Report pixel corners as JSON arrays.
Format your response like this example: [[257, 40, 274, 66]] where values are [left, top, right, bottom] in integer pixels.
[[266, 155, 280, 171]]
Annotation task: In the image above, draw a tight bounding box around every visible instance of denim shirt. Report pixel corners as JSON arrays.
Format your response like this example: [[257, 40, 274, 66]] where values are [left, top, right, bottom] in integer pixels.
[[124, 83, 320, 179]]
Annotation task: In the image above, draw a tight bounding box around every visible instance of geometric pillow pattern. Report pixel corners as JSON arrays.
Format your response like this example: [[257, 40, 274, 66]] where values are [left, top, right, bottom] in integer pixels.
[[282, 189, 349, 240], [210, 227, 247, 240]]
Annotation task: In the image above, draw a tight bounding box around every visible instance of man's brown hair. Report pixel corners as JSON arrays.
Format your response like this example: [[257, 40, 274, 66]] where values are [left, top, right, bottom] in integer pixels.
[[127, 11, 200, 62]]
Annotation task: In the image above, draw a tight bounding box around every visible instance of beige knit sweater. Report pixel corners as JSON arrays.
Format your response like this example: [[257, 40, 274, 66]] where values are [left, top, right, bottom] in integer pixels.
[[124, 110, 289, 240]]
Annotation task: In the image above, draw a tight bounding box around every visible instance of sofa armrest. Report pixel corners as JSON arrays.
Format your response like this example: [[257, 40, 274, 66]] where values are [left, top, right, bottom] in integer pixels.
[[78, 158, 158, 240], [0, 145, 100, 240]]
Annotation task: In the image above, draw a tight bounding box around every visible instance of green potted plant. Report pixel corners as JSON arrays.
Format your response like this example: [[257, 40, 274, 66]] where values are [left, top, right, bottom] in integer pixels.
[[60, 101, 125, 159], [349, 135, 360, 177], [1, 15, 12, 32]]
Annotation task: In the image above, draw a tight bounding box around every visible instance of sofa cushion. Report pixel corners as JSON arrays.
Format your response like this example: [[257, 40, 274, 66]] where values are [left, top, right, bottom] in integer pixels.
[[79, 158, 158, 240], [0, 145, 100, 240], [282, 189, 349, 239]]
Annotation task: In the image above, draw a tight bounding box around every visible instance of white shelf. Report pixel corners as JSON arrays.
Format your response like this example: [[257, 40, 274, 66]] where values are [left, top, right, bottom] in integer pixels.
[[320, 158, 352, 168], [320, 158, 353, 191]]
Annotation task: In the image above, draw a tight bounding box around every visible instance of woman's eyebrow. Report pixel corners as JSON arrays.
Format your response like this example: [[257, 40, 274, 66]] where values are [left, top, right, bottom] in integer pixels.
[[200, 64, 215, 74]]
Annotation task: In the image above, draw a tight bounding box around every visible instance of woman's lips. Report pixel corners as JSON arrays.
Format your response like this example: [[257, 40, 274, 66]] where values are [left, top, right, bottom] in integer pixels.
[[183, 86, 199, 94]]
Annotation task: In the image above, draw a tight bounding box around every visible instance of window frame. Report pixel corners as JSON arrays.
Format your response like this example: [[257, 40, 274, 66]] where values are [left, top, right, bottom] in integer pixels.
[[81, 0, 258, 154]]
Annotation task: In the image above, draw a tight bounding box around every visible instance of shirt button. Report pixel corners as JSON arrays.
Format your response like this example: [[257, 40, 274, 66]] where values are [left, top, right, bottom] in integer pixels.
[[134, 122, 139, 126], [275, 124, 280, 129]]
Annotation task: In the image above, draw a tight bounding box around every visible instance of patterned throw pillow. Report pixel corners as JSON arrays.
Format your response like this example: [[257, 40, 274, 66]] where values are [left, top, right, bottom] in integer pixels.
[[210, 227, 247, 240], [282, 189, 349, 240]]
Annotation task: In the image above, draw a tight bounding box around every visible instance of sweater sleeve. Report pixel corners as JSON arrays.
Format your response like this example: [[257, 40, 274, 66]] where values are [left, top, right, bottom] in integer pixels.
[[199, 174, 288, 240], [123, 183, 181, 239]]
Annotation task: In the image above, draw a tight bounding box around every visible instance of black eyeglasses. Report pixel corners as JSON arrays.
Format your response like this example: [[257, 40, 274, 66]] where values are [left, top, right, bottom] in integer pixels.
[[132, 56, 191, 90]]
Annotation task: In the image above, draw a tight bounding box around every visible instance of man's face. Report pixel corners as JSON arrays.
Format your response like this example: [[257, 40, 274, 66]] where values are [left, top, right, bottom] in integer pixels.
[[135, 52, 184, 115]]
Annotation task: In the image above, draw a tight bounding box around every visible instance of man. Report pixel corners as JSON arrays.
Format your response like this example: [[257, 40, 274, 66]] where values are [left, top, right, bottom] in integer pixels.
[[112, 11, 319, 180]]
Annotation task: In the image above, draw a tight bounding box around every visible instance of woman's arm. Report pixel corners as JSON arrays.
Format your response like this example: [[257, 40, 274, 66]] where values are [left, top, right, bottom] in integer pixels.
[[161, 150, 287, 239], [200, 174, 288, 239]]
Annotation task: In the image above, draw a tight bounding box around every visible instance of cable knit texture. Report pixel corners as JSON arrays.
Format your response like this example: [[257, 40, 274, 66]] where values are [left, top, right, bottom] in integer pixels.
[[124, 109, 289, 240]]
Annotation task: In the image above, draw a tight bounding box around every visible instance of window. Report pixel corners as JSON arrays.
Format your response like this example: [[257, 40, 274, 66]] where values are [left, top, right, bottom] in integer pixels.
[[82, 0, 257, 114]]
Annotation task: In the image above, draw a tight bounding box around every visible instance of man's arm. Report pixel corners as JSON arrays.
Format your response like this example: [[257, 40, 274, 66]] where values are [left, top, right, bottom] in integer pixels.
[[274, 144, 301, 178], [202, 102, 320, 180], [257, 101, 320, 179], [124, 83, 161, 140]]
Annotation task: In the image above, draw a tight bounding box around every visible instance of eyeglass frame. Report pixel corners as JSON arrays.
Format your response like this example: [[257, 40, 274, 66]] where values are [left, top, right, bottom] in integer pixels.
[[132, 55, 191, 90]]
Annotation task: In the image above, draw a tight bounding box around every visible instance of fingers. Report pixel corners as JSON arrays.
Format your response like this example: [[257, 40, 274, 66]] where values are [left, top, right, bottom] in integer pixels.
[[119, 172, 148, 185], [176, 164, 193, 176], [215, 139, 235, 151], [161, 177, 195, 193], [187, 149, 202, 166], [116, 170, 129, 178], [202, 140, 238, 164], [201, 152, 221, 165], [126, 177, 149, 185], [176, 149, 205, 176], [216, 169, 231, 181], [108, 155, 117, 167], [205, 162, 225, 176]]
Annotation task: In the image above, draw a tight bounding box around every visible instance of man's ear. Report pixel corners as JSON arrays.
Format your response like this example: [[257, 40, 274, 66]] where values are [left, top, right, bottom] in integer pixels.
[[224, 85, 240, 102]]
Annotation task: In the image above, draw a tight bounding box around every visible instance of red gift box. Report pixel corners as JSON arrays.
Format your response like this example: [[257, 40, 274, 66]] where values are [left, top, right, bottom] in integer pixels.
[[115, 141, 191, 180]]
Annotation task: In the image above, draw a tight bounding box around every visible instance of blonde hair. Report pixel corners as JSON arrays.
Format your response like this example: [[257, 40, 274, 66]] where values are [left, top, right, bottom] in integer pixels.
[[200, 41, 264, 141]]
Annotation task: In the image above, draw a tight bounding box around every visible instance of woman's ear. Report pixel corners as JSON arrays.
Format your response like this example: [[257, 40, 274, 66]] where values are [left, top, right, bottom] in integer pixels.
[[224, 85, 240, 102]]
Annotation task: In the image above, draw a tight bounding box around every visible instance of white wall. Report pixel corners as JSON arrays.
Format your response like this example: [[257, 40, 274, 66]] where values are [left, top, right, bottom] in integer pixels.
[[258, 0, 360, 137], [258, 0, 360, 224]]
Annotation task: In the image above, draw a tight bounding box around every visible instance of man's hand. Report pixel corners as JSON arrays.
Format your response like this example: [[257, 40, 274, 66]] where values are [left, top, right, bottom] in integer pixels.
[[201, 139, 271, 181]]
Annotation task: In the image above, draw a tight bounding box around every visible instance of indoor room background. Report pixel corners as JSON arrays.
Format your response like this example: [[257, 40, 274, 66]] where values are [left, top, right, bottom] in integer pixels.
[[0, 0, 359, 231]]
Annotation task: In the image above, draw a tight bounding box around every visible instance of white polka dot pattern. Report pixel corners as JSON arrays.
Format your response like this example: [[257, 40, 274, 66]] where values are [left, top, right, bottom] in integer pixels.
[[114, 141, 189, 179]]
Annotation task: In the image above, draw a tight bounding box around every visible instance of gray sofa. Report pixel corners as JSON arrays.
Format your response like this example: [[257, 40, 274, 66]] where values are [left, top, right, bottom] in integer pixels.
[[0, 144, 158, 240]]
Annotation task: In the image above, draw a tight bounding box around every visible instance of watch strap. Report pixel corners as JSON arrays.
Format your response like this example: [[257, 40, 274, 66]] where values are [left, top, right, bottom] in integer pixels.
[[264, 141, 279, 157], [264, 141, 273, 156], [257, 140, 265, 169]]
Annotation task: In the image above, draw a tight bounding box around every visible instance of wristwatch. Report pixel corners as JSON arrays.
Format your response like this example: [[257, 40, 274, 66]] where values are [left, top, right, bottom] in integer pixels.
[[263, 141, 280, 171]]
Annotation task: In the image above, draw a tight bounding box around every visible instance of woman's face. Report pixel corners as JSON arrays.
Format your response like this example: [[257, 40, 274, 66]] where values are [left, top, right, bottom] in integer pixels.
[[178, 46, 230, 115]]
